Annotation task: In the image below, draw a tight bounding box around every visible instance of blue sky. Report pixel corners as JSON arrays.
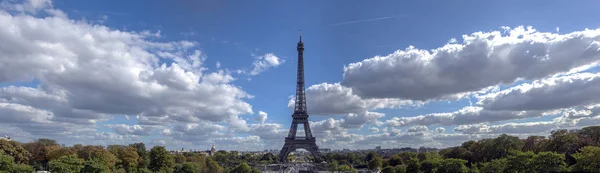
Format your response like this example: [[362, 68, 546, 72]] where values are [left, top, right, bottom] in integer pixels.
[[2, 0, 600, 151]]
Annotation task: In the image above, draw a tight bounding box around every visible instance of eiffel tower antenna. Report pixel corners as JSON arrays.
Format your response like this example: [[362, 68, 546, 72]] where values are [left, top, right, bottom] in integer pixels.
[[279, 31, 323, 163]]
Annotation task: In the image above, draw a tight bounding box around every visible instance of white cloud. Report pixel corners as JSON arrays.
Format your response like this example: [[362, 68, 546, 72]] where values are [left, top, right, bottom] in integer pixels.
[[0, 102, 53, 124], [255, 111, 267, 124], [386, 106, 546, 127], [369, 127, 379, 133], [342, 26, 600, 100], [0, 1, 258, 147], [249, 53, 283, 75], [107, 124, 157, 136], [229, 116, 250, 132], [454, 122, 557, 134], [1, 0, 52, 14], [407, 125, 429, 133], [0, 5, 253, 124], [435, 127, 445, 134], [477, 72, 600, 111]]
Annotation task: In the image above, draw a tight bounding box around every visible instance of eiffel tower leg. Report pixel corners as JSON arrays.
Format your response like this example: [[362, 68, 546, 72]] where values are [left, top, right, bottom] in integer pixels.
[[279, 143, 294, 163], [307, 144, 322, 163]]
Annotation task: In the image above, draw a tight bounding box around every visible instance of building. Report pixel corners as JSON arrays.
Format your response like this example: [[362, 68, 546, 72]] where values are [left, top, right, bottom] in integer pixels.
[[211, 144, 217, 154], [319, 148, 331, 153]]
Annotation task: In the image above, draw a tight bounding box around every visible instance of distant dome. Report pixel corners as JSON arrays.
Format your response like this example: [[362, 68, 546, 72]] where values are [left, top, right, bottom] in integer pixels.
[[211, 145, 216, 151]]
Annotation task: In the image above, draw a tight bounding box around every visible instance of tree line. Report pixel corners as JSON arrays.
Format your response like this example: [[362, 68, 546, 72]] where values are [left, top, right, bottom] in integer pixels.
[[326, 126, 600, 173], [0, 139, 269, 173], [1, 125, 600, 173]]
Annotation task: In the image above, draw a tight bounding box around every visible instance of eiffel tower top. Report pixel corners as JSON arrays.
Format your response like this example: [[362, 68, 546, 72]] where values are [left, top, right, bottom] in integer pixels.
[[294, 30, 307, 114], [297, 30, 304, 50]]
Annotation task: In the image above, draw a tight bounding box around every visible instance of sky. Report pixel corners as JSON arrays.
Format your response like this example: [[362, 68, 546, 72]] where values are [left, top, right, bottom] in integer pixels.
[[1, 0, 600, 151]]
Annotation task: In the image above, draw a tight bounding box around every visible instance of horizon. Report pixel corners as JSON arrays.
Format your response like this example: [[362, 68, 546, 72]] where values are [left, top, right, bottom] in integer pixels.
[[1, 0, 600, 152]]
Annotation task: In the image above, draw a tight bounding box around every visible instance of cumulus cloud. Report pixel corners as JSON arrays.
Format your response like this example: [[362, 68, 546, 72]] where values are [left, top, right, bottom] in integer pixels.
[[342, 26, 600, 100], [456, 123, 538, 134], [107, 124, 157, 136], [0, 0, 257, 147], [255, 111, 268, 124], [0, 9, 254, 125], [407, 125, 429, 133], [436, 127, 445, 133], [289, 83, 418, 115], [1, 0, 52, 14], [477, 72, 600, 111], [0, 102, 53, 124], [369, 127, 379, 133], [386, 106, 547, 127], [249, 53, 283, 75]]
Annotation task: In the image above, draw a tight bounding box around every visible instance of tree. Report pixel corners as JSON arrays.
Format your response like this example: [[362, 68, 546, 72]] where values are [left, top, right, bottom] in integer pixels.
[[81, 158, 109, 173], [368, 157, 382, 171], [547, 129, 580, 153], [417, 152, 441, 162], [37, 139, 58, 146], [108, 145, 140, 170], [174, 154, 186, 164], [479, 158, 506, 173], [406, 158, 420, 173], [420, 159, 440, 173], [47, 147, 76, 161], [149, 146, 175, 173], [11, 163, 34, 173], [184, 153, 207, 171], [531, 151, 566, 173], [328, 161, 338, 173], [522, 136, 547, 153], [206, 158, 223, 173], [23, 138, 59, 168], [381, 166, 395, 173], [48, 154, 84, 173], [365, 151, 377, 162], [0, 152, 33, 173], [440, 147, 470, 162], [76, 145, 116, 170], [388, 155, 402, 166], [571, 146, 600, 172], [437, 158, 468, 173], [394, 165, 407, 173], [484, 134, 523, 161], [230, 162, 252, 173], [130, 142, 149, 168], [579, 126, 600, 146], [0, 140, 30, 164], [504, 151, 534, 173], [0, 153, 14, 171], [337, 164, 355, 172], [399, 152, 417, 165], [468, 165, 480, 173], [174, 162, 200, 173], [259, 153, 276, 163]]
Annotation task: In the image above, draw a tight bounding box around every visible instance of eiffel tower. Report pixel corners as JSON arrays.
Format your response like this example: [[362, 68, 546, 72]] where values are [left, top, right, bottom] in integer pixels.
[[278, 31, 323, 163]]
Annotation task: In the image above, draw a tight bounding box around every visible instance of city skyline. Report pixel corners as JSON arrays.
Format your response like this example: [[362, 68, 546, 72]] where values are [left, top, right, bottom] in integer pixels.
[[1, 0, 600, 151]]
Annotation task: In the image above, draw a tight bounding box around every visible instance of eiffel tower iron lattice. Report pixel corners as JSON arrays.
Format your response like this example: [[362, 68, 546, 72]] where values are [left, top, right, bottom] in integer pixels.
[[278, 31, 323, 163]]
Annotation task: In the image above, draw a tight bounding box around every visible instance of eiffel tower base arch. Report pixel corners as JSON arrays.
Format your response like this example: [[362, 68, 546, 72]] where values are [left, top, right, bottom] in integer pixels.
[[279, 138, 323, 163]]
